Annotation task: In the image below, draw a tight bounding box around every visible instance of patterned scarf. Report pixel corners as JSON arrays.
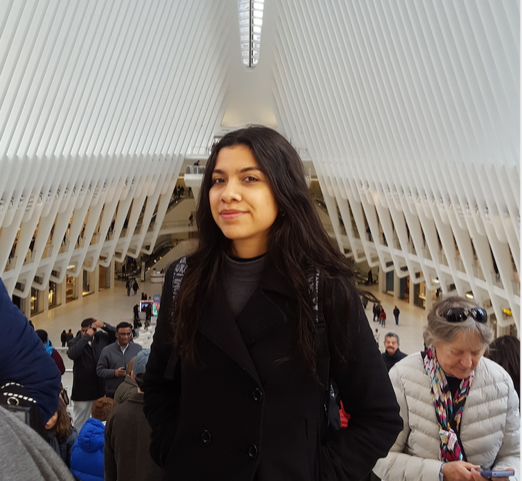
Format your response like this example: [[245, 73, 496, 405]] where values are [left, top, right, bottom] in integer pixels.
[[423, 345, 474, 462]]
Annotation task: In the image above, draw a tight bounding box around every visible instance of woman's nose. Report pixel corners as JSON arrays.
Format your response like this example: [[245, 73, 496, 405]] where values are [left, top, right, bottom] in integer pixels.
[[460, 354, 473, 368], [221, 180, 241, 202]]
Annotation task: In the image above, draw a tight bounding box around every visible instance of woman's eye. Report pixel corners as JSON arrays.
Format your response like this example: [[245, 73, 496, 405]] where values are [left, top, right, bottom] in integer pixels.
[[212, 178, 224, 185], [243, 176, 258, 182]]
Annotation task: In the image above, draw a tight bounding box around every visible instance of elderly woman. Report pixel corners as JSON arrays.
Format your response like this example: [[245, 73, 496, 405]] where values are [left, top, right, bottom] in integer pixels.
[[374, 296, 519, 481]]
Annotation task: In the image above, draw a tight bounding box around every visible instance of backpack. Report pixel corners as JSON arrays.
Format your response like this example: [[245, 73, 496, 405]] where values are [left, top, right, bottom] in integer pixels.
[[164, 256, 340, 429], [0, 382, 47, 439]]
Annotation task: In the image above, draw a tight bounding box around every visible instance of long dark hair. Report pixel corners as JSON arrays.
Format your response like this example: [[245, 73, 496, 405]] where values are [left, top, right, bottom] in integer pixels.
[[173, 127, 355, 375], [486, 335, 520, 400], [49, 398, 73, 438]]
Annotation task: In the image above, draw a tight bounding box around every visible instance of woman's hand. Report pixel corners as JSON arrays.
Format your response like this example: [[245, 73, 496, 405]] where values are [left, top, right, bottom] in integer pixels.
[[471, 468, 514, 481], [442, 461, 482, 480]]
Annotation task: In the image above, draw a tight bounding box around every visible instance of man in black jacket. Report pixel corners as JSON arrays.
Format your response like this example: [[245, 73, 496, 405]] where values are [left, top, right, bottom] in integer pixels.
[[381, 332, 408, 372], [67, 318, 116, 431]]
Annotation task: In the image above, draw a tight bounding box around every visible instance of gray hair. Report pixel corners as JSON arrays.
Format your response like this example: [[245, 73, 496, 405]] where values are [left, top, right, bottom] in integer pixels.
[[423, 296, 494, 348], [384, 332, 400, 344]]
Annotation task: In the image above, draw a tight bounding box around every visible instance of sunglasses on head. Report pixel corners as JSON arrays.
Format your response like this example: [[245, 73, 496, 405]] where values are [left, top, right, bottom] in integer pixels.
[[441, 307, 488, 324]]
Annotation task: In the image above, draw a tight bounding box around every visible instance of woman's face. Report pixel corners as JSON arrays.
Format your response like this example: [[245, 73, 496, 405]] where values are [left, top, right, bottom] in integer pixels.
[[434, 330, 486, 379], [209, 145, 278, 258], [45, 410, 58, 430]]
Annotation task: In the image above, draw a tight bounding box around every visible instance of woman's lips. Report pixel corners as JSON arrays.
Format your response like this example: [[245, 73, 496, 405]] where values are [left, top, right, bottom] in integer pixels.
[[220, 210, 244, 220]]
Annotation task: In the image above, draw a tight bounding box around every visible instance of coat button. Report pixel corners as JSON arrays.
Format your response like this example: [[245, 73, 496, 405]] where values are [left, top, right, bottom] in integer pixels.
[[248, 443, 258, 459], [252, 388, 263, 403], [200, 430, 212, 445]]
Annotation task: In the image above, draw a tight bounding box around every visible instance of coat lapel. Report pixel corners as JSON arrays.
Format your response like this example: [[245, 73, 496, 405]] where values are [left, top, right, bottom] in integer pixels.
[[197, 261, 295, 383], [198, 281, 261, 383]]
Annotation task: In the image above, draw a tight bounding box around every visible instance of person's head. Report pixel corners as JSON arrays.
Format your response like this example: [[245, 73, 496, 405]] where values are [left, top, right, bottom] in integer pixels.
[[126, 356, 136, 375], [91, 397, 117, 422], [35, 329, 48, 345], [115, 322, 133, 347], [81, 318, 96, 336], [198, 126, 322, 259], [485, 335, 520, 397], [384, 333, 400, 356], [424, 296, 494, 379], [45, 398, 72, 437], [132, 348, 150, 389]]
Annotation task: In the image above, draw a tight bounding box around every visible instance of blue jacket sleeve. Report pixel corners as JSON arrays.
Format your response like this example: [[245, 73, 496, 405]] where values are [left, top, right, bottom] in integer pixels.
[[0, 278, 61, 423]]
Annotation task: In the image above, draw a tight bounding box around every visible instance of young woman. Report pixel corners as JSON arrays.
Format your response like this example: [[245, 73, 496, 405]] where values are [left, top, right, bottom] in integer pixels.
[[143, 127, 402, 480]]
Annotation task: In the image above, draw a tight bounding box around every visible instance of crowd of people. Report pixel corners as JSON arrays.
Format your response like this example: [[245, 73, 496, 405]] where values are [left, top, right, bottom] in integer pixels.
[[0, 277, 163, 480], [0, 127, 519, 481]]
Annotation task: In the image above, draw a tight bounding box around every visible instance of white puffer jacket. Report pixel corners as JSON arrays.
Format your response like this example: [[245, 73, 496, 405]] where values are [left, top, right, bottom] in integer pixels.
[[374, 353, 520, 481]]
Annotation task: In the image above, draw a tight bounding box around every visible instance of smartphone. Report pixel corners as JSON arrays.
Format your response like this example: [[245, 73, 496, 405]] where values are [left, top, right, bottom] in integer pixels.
[[477, 470, 514, 478]]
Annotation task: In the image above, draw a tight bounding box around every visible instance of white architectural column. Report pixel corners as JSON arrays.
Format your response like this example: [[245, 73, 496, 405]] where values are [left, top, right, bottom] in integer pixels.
[[496, 324, 511, 337], [72, 276, 80, 300], [21, 295, 31, 319], [57, 279, 66, 307], [93, 265, 100, 293], [425, 288, 434, 313], [394, 272, 401, 299], [41, 285, 49, 314], [109, 259, 116, 289], [378, 266, 386, 294]]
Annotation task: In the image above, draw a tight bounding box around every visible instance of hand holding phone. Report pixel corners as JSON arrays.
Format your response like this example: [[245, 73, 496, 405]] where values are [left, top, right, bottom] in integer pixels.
[[477, 469, 514, 478]]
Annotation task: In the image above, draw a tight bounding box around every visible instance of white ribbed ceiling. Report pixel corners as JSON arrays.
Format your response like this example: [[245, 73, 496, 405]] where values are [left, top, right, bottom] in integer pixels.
[[0, 0, 519, 329]]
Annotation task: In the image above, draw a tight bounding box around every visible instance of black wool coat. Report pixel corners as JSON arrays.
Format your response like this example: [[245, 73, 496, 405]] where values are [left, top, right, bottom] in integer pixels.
[[143, 260, 402, 481]]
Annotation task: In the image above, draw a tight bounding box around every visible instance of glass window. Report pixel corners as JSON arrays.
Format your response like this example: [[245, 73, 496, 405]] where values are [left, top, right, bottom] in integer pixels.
[[237, 0, 264, 68]]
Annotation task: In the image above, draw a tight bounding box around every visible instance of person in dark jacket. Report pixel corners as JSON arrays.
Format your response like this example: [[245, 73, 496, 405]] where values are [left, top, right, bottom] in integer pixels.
[[105, 349, 166, 481], [0, 277, 61, 424], [143, 127, 402, 481], [65, 329, 74, 345], [70, 396, 116, 481], [381, 332, 408, 372], [61, 330, 67, 347], [36, 329, 66, 375], [393, 305, 400, 325], [67, 318, 116, 431], [132, 279, 139, 295]]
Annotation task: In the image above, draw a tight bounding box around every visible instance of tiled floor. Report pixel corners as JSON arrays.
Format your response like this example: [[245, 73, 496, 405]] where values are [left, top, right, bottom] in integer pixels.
[[31, 272, 429, 400]]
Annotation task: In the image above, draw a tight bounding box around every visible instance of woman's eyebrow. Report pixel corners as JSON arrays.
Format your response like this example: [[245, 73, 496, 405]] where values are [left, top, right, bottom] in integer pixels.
[[212, 167, 262, 175]]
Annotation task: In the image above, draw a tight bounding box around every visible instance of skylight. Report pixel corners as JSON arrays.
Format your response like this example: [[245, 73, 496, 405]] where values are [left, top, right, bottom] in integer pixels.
[[238, 0, 264, 68]]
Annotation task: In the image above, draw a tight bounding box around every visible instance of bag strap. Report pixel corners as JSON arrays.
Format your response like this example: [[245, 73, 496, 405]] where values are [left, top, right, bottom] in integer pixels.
[[306, 267, 329, 393], [163, 257, 188, 380]]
